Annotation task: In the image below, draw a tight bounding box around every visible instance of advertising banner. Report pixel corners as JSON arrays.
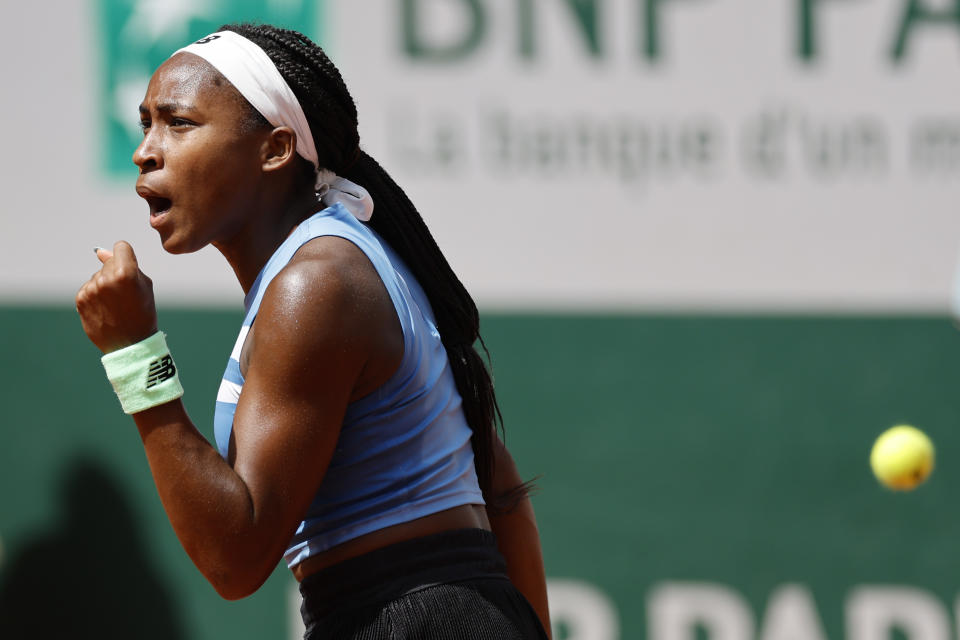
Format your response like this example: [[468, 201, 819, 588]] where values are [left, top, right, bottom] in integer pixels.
[[2, 0, 959, 309]]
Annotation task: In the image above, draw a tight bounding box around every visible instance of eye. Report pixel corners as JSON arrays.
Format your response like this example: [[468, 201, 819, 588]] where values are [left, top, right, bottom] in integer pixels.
[[138, 120, 150, 133], [171, 117, 195, 128]]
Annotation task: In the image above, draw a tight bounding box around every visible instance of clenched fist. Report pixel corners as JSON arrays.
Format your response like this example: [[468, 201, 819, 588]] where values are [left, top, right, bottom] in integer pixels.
[[76, 241, 158, 354]]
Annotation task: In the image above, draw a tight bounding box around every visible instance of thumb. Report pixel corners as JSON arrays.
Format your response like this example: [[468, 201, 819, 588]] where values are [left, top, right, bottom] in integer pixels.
[[111, 240, 140, 270], [94, 246, 113, 264]]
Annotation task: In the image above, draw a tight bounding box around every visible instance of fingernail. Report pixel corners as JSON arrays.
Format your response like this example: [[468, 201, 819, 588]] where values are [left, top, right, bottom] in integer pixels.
[[93, 247, 104, 255]]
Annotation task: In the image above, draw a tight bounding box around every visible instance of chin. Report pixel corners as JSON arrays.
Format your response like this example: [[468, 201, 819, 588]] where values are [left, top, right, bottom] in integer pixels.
[[158, 231, 202, 255]]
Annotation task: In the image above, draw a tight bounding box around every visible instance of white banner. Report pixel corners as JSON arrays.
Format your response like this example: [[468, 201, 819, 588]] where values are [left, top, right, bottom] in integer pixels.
[[2, 0, 959, 310]]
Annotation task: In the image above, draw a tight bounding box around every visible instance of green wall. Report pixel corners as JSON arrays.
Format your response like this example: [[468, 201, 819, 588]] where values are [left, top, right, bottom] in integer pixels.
[[2, 308, 958, 638]]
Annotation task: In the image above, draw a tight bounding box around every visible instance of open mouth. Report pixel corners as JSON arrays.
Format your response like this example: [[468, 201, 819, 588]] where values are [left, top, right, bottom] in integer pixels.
[[146, 196, 173, 217]]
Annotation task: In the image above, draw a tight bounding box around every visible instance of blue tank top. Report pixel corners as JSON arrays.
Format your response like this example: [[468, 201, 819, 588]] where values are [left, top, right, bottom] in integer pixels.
[[212, 203, 485, 567]]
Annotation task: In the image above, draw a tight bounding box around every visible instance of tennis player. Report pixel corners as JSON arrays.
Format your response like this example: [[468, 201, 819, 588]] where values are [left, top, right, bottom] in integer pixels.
[[76, 23, 550, 639]]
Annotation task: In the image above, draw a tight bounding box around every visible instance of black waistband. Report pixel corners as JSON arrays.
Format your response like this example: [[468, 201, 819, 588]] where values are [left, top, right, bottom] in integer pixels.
[[299, 528, 507, 623]]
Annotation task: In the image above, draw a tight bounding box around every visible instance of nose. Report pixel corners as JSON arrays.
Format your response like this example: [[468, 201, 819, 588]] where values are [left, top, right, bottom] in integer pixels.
[[133, 128, 162, 172]]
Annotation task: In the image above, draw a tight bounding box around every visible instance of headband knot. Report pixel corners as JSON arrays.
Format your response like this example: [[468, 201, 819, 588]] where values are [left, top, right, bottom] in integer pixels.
[[315, 170, 374, 222]]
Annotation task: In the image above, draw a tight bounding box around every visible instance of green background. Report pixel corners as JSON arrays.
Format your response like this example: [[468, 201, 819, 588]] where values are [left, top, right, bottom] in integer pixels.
[[98, 0, 321, 176], [1, 307, 957, 638]]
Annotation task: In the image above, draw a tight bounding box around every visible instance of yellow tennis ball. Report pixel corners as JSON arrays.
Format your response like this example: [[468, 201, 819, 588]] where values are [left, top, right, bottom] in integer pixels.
[[870, 425, 935, 490]]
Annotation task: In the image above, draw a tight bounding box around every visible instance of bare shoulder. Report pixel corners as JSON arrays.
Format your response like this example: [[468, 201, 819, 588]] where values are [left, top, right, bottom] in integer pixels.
[[275, 235, 375, 301], [254, 235, 403, 397]]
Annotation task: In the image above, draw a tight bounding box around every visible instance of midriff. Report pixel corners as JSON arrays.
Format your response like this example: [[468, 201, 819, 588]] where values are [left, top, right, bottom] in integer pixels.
[[291, 503, 491, 582]]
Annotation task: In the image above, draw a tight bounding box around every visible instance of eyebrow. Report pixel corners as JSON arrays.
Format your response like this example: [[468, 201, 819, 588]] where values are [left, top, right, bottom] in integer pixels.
[[138, 102, 197, 115]]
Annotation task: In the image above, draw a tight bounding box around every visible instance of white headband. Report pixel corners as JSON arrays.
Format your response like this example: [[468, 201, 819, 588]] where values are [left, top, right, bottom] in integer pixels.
[[174, 31, 374, 222]]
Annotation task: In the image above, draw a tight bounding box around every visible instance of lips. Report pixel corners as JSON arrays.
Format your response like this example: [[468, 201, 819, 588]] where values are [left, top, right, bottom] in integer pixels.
[[136, 184, 174, 224]]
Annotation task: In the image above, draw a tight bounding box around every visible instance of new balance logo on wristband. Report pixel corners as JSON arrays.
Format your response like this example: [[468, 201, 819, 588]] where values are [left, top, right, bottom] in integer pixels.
[[103, 333, 184, 413], [146, 355, 176, 388]]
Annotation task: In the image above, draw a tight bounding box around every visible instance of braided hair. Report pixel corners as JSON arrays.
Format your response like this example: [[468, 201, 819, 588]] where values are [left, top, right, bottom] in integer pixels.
[[217, 22, 517, 506]]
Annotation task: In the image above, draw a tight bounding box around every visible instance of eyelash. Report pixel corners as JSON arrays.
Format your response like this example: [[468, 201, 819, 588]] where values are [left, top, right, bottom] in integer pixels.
[[137, 118, 193, 131], [137, 118, 193, 135]]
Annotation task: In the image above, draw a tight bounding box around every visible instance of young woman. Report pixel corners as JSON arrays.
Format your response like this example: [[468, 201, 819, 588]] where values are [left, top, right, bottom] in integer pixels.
[[76, 23, 550, 640]]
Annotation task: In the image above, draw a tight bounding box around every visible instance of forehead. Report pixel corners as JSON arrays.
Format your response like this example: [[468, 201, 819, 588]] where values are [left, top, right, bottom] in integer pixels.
[[143, 53, 243, 111]]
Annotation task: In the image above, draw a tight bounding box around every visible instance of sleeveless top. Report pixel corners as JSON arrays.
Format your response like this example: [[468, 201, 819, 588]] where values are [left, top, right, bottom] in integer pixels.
[[212, 203, 485, 567]]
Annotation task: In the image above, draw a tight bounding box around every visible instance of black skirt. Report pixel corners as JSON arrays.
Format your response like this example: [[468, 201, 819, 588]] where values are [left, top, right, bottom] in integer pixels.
[[298, 528, 548, 639]]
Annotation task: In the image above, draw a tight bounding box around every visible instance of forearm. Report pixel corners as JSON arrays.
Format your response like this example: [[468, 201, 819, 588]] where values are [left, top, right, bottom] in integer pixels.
[[487, 440, 551, 638], [77, 244, 276, 594], [132, 400, 281, 598], [489, 498, 551, 638]]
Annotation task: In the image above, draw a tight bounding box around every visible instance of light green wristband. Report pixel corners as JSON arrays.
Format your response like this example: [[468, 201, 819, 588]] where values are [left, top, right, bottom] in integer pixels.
[[101, 331, 184, 414]]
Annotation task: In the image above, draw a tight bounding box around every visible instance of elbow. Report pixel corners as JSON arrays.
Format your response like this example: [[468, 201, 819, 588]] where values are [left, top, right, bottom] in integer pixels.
[[205, 563, 274, 600], [189, 541, 279, 600], [213, 580, 261, 601]]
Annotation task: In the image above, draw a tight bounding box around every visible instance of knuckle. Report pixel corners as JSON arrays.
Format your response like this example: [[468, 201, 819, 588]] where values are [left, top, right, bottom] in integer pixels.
[[76, 286, 95, 308]]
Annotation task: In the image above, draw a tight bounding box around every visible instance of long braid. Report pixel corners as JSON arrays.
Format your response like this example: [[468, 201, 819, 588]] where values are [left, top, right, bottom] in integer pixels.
[[219, 23, 516, 505], [346, 150, 502, 501]]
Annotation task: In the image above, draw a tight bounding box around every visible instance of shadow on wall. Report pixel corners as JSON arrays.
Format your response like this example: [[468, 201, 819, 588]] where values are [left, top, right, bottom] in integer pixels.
[[0, 456, 186, 639]]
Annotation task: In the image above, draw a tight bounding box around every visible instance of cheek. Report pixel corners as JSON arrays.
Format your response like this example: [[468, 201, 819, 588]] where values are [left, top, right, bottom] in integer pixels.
[[202, 144, 262, 193], [180, 153, 251, 203], [169, 133, 264, 215], [192, 165, 262, 233]]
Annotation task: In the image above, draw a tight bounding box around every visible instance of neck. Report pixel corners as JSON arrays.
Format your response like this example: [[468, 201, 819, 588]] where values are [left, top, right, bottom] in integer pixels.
[[213, 188, 321, 295]]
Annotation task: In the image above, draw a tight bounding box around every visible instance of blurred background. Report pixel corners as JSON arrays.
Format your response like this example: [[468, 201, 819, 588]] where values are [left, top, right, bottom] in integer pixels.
[[3, 1, 960, 638]]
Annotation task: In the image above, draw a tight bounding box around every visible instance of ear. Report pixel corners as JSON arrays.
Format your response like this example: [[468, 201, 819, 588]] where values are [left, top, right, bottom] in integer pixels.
[[261, 126, 298, 173]]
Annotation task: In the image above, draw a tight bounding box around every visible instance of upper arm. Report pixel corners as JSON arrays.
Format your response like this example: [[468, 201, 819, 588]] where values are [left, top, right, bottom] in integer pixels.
[[226, 236, 400, 561]]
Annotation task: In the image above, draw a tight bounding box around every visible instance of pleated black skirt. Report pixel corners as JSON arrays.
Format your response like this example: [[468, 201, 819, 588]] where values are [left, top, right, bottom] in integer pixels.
[[298, 528, 548, 639]]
